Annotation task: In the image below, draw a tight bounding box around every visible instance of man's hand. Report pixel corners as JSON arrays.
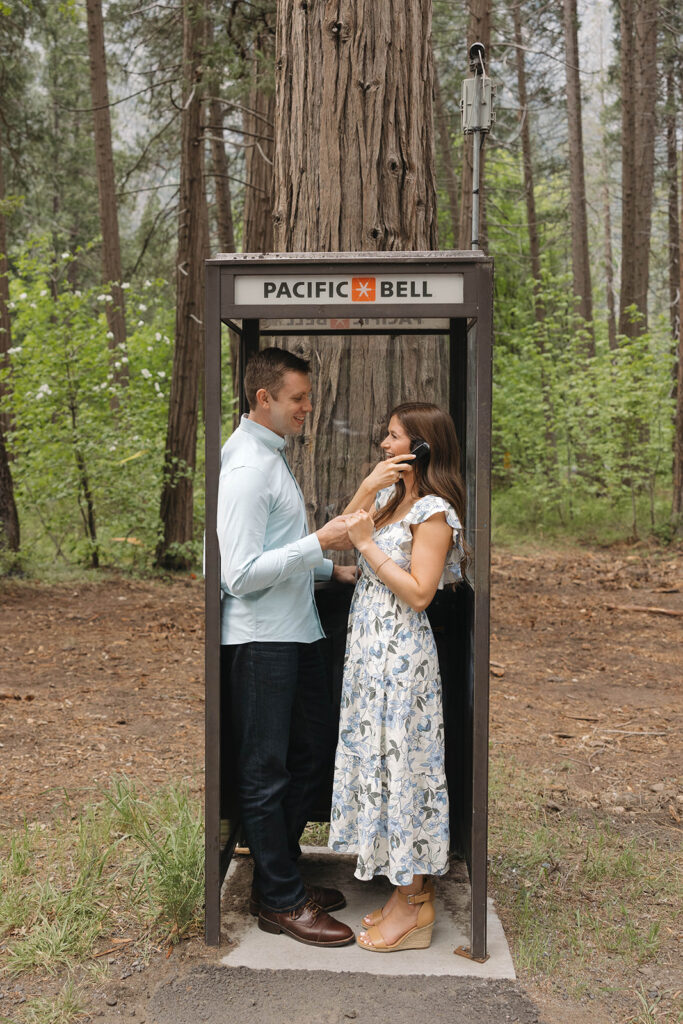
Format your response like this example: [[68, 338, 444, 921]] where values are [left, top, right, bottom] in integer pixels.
[[332, 563, 358, 585], [316, 515, 353, 550]]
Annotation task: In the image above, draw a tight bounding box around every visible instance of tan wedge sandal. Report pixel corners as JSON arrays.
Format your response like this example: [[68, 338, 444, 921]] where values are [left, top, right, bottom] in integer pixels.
[[357, 884, 435, 952], [362, 877, 435, 929]]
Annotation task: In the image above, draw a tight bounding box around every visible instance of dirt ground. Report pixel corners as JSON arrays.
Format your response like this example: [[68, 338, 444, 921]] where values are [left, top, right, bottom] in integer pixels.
[[0, 544, 681, 1024]]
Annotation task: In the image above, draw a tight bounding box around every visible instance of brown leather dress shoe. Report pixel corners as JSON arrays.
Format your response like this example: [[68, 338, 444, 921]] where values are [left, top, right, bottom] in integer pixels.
[[249, 884, 346, 917], [258, 898, 354, 947]]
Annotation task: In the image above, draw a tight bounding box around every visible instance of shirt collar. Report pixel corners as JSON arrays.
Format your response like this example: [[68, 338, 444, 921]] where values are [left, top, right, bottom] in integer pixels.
[[239, 414, 286, 452]]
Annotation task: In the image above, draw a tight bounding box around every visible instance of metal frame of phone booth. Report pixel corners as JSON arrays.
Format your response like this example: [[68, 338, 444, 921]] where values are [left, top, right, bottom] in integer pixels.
[[204, 251, 493, 961]]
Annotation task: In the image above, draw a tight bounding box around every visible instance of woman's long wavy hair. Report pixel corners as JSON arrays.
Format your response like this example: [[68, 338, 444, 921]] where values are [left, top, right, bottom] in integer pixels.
[[373, 403, 466, 537]]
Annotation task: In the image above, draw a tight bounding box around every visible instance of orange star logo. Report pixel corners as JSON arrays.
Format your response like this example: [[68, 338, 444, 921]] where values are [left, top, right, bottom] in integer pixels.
[[351, 277, 376, 301]]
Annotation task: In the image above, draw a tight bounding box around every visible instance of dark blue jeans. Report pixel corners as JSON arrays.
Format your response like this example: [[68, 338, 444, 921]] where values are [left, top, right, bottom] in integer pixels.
[[225, 640, 334, 912]]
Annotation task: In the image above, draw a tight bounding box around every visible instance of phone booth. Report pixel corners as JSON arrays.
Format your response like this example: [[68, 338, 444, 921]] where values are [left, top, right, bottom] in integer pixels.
[[204, 251, 493, 961]]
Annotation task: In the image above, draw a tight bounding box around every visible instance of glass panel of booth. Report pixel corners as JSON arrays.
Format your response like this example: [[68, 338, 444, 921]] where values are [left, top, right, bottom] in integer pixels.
[[219, 320, 458, 529], [218, 316, 475, 574], [214, 316, 477, 837], [205, 265, 491, 957]]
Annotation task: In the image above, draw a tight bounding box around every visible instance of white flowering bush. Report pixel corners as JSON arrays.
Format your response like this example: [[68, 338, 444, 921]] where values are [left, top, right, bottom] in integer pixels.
[[0, 239, 192, 569]]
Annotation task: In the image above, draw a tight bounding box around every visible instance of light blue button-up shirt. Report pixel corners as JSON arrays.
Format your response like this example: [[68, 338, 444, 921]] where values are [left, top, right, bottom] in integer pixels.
[[217, 415, 333, 645]]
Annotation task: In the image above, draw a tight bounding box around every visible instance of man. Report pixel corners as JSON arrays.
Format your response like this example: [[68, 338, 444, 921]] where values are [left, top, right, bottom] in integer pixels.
[[218, 347, 355, 947]]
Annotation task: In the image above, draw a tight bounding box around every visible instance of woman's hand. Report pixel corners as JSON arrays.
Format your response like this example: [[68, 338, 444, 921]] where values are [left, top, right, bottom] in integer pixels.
[[343, 453, 415, 515], [346, 509, 375, 549], [363, 453, 416, 492]]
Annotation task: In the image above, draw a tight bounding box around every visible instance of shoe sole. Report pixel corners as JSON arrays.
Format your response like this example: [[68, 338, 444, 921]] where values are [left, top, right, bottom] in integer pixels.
[[249, 896, 346, 917], [258, 917, 355, 947], [356, 922, 433, 952]]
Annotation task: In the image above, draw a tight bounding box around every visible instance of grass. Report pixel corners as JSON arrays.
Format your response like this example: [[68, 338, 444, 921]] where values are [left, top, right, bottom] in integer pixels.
[[0, 777, 204, 981], [491, 483, 679, 549], [20, 980, 86, 1024], [301, 821, 331, 846], [2, 768, 680, 1024], [489, 756, 682, 1018]]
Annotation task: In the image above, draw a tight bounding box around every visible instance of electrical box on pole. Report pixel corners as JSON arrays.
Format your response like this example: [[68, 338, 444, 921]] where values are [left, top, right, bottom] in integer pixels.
[[461, 77, 494, 134], [460, 42, 494, 251]]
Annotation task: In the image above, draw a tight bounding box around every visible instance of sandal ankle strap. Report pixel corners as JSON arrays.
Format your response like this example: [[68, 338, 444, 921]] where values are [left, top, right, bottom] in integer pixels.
[[402, 888, 433, 905]]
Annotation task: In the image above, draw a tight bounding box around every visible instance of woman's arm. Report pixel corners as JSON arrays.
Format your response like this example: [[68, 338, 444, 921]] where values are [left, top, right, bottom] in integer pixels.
[[343, 454, 416, 514], [347, 509, 452, 612]]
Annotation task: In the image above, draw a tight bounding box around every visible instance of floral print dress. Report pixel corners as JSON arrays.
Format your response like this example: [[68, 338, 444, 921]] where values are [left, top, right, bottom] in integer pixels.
[[329, 491, 463, 885]]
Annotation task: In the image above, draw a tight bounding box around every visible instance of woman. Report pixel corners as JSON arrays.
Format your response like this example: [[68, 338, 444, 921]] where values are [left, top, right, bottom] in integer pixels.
[[329, 402, 465, 952]]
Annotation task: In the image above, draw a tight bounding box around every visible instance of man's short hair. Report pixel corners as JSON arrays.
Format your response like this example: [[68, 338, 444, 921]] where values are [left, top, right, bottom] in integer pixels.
[[244, 347, 311, 409]]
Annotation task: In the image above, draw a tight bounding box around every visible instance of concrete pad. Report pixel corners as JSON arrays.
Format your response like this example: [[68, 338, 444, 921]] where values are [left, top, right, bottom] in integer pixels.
[[220, 847, 515, 979]]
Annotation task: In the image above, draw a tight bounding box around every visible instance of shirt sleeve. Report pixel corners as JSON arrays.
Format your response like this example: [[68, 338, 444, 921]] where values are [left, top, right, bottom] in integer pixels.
[[314, 558, 334, 582], [218, 465, 325, 596]]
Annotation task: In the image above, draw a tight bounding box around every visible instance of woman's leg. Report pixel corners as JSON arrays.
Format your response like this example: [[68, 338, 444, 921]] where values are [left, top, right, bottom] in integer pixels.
[[358, 874, 435, 949], [362, 875, 435, 927]]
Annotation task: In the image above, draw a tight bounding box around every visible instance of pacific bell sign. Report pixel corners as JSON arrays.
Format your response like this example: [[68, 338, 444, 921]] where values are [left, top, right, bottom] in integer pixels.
[[234, 273, 464, 306]]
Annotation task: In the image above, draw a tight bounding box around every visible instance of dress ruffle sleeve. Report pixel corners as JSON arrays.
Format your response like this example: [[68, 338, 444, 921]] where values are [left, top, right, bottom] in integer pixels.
[[398, 495, 463, 587]]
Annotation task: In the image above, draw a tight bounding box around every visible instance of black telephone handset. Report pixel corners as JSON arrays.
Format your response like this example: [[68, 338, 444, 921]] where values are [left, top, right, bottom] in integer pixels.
[[410, 438, 430, 464]]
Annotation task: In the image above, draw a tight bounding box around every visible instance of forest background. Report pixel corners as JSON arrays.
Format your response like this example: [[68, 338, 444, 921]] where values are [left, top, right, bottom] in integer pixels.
[[0, 0, 682, 572], [0, 6, 681, 1024]]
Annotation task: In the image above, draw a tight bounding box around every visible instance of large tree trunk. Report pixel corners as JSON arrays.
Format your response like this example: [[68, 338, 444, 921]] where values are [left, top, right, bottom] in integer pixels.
[[156, 0, 209, 569], [632, 0, 658, 329], [512, 0, 542, 320], [433, 63, 459, 247], [0, 124, 20, 554], [0, 121, 12, 432], [205, 14, 235, 255], [667, 66, 679, 344], [243, 24, 275, 254], [619, 0, 658, 337], [209, 98, 236, 254], [458, 0, 491, 251], [562, 0, 593, 335], [599, 71, 617, 351], [85, 0, 127, 382], [0, 424, 19, 555], [274, 0, 446, 528], [619, 0, 636, 337], [602, 163, 618, 351]]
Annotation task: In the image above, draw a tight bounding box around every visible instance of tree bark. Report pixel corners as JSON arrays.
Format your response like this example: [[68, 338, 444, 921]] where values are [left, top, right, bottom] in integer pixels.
[[632, 0, 658, 328], [562, 0, 593, 334], [205, 14, 235, 255], [0, 120, 12, 431], [602, 165, 618, 351], [84, 0, 127, 381], [599, 69, 617, 350], [274, 1, 437, 253], [156, 0, 209, 569], [666, 65, 679, 343], [0, 123, 20, 554], [243, 24, 275, 254], [433, 63, 459, 247], [619, 0, 636, 336], [512, 0, 543, 320], [274, 0, 446, 529], [458, 0, 491, 251], [0, 424, 19, 555], [209, 98, 236, 254], [619, 0, 658, 337]]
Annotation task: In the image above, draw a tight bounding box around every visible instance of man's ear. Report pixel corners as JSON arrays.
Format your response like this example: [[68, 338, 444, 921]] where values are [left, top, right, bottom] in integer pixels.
[[255, 387, 269, 408]]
